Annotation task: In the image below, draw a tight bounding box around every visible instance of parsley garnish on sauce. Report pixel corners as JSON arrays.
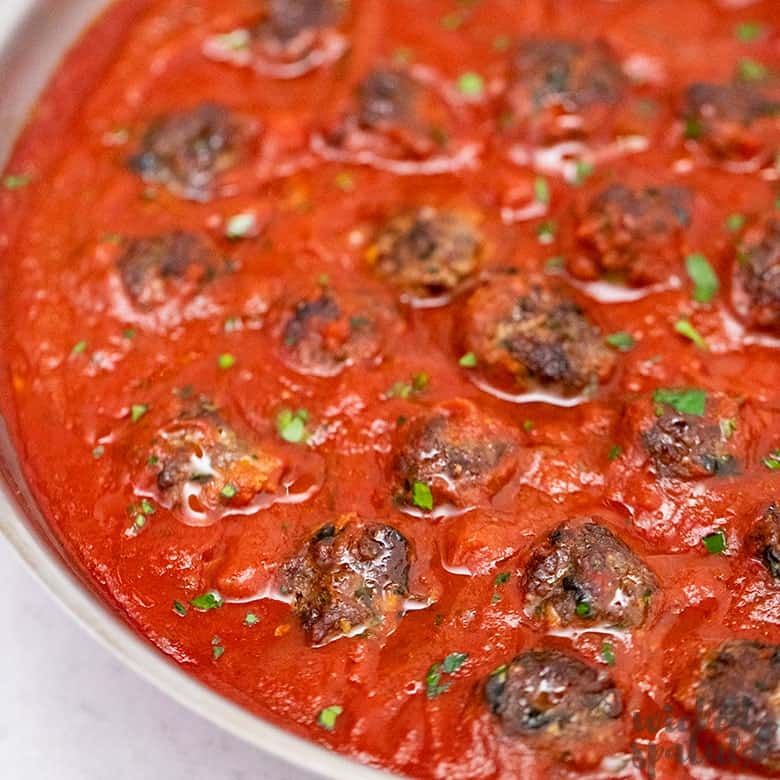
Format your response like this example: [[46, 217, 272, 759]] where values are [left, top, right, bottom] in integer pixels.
[[130, 404, 149, 423], [426, 652, 468, 698], [685, 253, 719, 303], [459, 352, 478, 368], [276, 408, 309, 444], [674, 319, 708, 349], [190, 591, 224, 611], [605, 332, 635, 352], [763, 450, 780, 471], [211, 636, 225, 660], [411, 481, 434, 511], [653, 388, 707, 416], [457, 72, 485, 99], [317, 705, 343, 731], [601, 641, 616, 666], [702, 530, 727, 555]]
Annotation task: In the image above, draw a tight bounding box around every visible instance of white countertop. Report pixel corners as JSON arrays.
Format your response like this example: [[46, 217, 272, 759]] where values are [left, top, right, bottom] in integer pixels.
[[0, 538, 317, 780]]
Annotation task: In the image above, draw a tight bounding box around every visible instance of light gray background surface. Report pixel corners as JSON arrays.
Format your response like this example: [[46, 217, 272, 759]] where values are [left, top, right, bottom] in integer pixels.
[[0, 538, 316, 780]]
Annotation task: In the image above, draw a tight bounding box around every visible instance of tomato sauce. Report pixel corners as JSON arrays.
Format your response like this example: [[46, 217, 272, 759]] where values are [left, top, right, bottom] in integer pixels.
[[1, 1, 780, 777]]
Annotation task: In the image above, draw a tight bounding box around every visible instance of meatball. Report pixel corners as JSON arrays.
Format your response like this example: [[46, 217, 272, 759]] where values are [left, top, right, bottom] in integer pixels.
[[368, 208, 483, 299], [117, 231, 219, 310], [675, 640, 780, 771], [748, 503, 780, 579], [523, 519, 656, 628], [259, 0, 340, 44], [572, 185, 692, 286], [282, 518, 410, 645], [734, 219, 780, 334], [358, 69, 418, 131], [394, 399, 518, 510], [485, 649, 623, 757], [506, 38, 626, 142], [463, 274, 616, 395], [149, 400, 284, 515], [129, 103, 240, 200], [683, 83, 779, 166], [642, 405, 739, 480], [279, 289, 386, 377]]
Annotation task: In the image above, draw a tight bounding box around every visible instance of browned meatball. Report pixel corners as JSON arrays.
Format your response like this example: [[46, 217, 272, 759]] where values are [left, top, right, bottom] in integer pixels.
[[675, 640, 780, 771], [394, 399, 518, 510], [129, 103, 241, 200], [523, 519, 656, 628], [149, 399, 284, 514], [683, 83, 779, 166], [485, 649, 623, 761], [259, 0, 341, 43], [642, 407, 739, 480], [278, 289, 387, 377], [282, 518, 410, 645], [571, 185, 692, 286], [368, 208, 483, 299], [117, 232, 220, 310], [463, 274, 616, 395], [748, 503, 780, 579], [505, 38, 626, 142], [734, 219, 780, 334]]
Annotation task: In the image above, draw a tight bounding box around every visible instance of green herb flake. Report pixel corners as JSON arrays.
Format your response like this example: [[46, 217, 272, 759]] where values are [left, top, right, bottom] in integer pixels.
[[735, 22, 764, 43], [211, 636, 225, 660], [92, 445, 105, 460], [276, 408, 309, 444], [684, 116, 703, 140], [244, 612, 259, 627], [459, 352, 478, 368], [575, 601, 592, 618], [71, 340, 88, 355], [537, 220, 556, 244], [573, 160, 594, 185], [426, 652, 469, 698], [130, 404, 149, 423], [720, 418, 738, 440], [457, 72, 485, 98], [653, 387, 707, 416], [2, 174, 31, 190], [685, 253, 719, 303], [605, 331, 635, 352], [725, 213, 746, 233], [737, 57, 768, 82], [225, 212, 257, 240], [763, 450, 780, 470], [190, 591, 225, 611], [220, 483, 238, 500], [442, 652, 468, 673], [545, 255, 565, 270], [412, 480, 434, 511], [601, 641, 616, 666], [523, 419, 534, 432], [217, 353, 236, 370], [140, 499, 156, 516], [534, 176, 550, 205], [334, 171, 355, 192], [494, 572, 510, 586], [123, 328, 136, 340], [317, 705, 343, 732], [607, 445, 622, 461], [674, 319, 708, 349], [702, 530, 727, 555], [173, 600, 188, 617]]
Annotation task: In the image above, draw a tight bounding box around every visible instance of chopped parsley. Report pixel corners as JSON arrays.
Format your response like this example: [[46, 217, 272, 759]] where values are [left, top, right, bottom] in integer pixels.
[[763, 450, 780, 470], [317, 705, 343, 731], [130, 404, 149, 423], [71, 340, 88, 355], [653, 388, 707, 416], [685, 253, 719, 303], [607, 445, 622, 461], [457, 71, 485, 98], [601, 641, 616, 666], [674, 319, 708, 349], [720, 418, 738, 440], [190, 591, 224, 611], [123, 328, 136, 340], [426, 652, 468, 698], [2, 173, 31, 190], [702, 530, 727, 555], [575, 600, 592, 618], [128, 498, 155, 532], [244, 612, 259, 627], [217, 353, 236, 370], [533, 176, 550, 205], [494, 572, 510, 586], [605, 331, 635, 352], [537, 221, 556, 244], [225, 212, 257, 240], [684, 116, 703, 140], [276, 408, 309, 444], [459, 352, 478, 368], [387, 372, 430, 398], [220, 483, 238, 500], [173, 600, 188, 617], [211, 636, 225, 660], [735, 22, 764, 43], [523, 419, 534, 432], [412, 480, 434, 511], [573, 160, 594, 185], [725, 213, 746, 233], [736, 57, 768, 82]]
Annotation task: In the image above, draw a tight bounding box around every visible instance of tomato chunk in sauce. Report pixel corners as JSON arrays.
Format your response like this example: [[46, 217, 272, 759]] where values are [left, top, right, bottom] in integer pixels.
[[1, 1, 780, 778]]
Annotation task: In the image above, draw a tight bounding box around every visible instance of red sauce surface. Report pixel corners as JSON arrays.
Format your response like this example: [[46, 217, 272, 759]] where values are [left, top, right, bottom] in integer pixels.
[[2, 1, 780, 777]]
